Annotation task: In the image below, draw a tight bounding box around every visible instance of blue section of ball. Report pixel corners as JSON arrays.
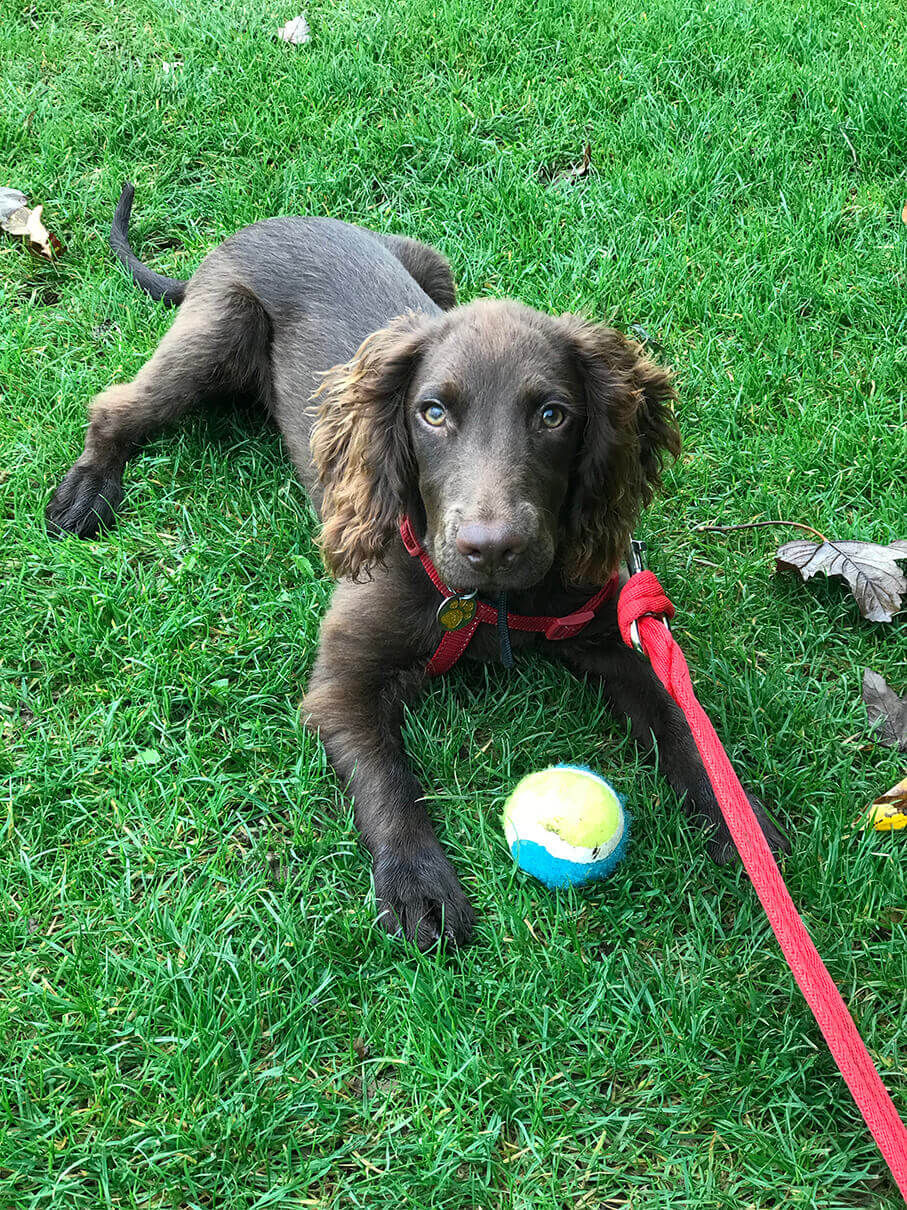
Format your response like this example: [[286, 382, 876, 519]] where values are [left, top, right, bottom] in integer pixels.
[[508, 821, 630, 889]]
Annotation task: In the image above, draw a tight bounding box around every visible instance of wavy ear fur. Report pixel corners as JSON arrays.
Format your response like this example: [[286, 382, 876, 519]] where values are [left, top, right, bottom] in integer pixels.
[[311, 312, 432, 580], [558, 316, 681, 583]]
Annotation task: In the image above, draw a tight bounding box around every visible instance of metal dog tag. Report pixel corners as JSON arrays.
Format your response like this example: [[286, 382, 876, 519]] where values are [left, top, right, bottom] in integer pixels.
[[437, 592, 478, 631]]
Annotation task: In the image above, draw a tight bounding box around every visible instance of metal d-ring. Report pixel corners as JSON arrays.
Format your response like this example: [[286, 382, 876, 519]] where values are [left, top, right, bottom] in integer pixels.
[[627, 538, 671, 654], [629, 614, 672, 654]]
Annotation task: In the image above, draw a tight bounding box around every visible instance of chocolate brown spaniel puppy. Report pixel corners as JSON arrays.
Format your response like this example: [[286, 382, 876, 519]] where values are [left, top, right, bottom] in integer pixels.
[[48, 185, 789, 949]]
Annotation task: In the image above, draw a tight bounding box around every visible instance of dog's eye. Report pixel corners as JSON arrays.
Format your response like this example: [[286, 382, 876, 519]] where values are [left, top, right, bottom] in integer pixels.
[[539, 404, 566, 429], [421, 401, 447, 427]]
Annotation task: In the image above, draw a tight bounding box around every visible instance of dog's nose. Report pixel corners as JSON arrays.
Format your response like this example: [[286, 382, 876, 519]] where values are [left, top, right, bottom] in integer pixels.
[[455, 521, 528, 572]]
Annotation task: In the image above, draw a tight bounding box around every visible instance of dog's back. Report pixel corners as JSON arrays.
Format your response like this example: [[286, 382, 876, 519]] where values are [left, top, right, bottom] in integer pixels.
[[110, 181, 455, 318], [48, 186, 456, 537]]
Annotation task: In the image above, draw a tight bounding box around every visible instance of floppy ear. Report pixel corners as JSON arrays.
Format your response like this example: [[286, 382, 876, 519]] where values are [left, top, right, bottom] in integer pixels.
[[557, 316, 681, 583], [310, 312, 432, 580]]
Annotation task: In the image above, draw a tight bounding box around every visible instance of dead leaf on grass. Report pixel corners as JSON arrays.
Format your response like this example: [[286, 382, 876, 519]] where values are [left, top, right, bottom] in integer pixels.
[[863, 669, 907, 752], [539, 143, 592, 185], [563, 141, 592, 180], [859, 777, 907, 832], [0, 187, 28, 223], [1, 199, 63, 260], [776, 538, 907, 622], [277, 13, 310, 44]]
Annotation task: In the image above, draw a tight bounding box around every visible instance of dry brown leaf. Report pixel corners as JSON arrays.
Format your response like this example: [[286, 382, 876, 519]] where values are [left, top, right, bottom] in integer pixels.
[[539, 144, 593, 185], [776, 538, 907, 622], [1, 200, 63, 259], [863, 669, 907, 752], [564, 142, 592, 180]]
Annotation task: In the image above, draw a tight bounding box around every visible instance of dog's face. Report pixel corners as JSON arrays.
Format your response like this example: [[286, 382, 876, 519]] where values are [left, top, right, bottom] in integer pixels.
[[406, 304, 585, 591], [312, 299, 679, 588]]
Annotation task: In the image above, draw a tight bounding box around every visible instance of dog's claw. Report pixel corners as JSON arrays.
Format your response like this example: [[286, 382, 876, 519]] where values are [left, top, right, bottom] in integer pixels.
[[373, 844, 474, 951], [46, 460, 124, 538]]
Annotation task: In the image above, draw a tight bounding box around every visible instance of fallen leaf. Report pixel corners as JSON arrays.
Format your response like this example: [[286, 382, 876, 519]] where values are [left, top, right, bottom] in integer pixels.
[[1, 201, 63, 260], [863, 669, 907, 752], [0, 187, 28, 223], [564, 142, 592, 180], [860, 777, 907, 832], [776, 538, 907, 622], [277, 13, 310, 43], [902, 201, 907, 225], [539, 143, 593, 185], [2, 207, 30, 235]]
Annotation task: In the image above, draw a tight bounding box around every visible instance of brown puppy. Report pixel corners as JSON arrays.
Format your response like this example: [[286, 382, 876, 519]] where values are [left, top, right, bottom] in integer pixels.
[[48, 184, 789, 949]]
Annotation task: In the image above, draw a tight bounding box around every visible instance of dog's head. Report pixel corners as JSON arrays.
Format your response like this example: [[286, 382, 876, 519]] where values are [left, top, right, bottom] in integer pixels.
[[311, 299, 679, 591]]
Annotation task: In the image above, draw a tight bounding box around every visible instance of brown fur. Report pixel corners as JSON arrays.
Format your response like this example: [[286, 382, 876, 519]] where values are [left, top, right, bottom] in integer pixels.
[[311, 313, 428, 580], [311, 304, 681, 591], [48, 192, 789, 952], [557, 316, 681, 583]]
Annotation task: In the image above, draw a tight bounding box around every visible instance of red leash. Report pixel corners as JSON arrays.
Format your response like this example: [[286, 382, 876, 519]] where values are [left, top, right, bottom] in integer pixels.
[[618, 567, 907, 1199]]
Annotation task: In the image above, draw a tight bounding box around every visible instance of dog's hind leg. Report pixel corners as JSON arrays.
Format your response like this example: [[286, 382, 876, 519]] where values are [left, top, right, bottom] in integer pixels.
[[371, 232, 456, 311], [46, 286, 271, 538]]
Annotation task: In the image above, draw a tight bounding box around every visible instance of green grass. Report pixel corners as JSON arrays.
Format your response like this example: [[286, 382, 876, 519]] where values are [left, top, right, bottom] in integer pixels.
[[2, 0, 906, 1205]]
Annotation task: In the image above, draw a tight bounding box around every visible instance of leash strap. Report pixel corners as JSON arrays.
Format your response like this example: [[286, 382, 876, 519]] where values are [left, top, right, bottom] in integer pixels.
[[618, 569, 907, 1198], [496, 592, 514, 668]]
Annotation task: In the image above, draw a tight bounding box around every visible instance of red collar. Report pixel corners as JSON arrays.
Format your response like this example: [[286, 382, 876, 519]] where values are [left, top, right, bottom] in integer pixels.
[[399, 516, 619, 676]]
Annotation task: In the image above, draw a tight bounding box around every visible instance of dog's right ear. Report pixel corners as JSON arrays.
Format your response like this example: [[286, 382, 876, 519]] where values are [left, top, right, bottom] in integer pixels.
[[311, 312, 432, 580]]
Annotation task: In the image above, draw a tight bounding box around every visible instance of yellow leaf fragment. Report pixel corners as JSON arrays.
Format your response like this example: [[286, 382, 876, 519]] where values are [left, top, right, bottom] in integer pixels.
[[861, 777, 907, 831]]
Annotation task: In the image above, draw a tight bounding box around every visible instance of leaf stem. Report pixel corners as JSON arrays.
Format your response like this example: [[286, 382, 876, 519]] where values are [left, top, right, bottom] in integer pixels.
[[693, 520, 827, 542]]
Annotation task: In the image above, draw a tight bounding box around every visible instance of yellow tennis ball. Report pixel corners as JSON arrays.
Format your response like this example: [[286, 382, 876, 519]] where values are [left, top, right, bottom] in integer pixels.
[[502, 765, 628, 888]]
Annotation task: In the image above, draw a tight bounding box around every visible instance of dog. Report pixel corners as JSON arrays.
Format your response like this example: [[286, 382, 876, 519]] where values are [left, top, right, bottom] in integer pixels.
[[47, 184, 789, 949]]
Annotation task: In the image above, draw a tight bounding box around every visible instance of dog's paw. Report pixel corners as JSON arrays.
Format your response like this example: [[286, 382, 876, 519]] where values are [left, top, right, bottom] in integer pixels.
[[46, 461, 124, 538], [373, 843, 475, 951], [707, 794, 791, 866]]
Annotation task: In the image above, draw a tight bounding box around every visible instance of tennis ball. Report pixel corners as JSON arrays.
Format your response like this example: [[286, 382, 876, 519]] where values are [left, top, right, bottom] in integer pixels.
[[502, 765, 628, 889]]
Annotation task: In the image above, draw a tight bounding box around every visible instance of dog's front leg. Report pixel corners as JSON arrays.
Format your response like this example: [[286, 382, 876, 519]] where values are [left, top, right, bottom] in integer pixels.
[[303, 589, 474, 949], [560, 636, 790, 863]]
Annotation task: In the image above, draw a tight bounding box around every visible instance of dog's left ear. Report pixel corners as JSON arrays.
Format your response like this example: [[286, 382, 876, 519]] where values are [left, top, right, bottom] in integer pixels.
[[311, 312, 433, 580], [557, 316, 681, 584]]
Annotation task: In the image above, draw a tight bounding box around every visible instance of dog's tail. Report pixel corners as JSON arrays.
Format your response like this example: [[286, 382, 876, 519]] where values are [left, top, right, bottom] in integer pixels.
[[110, 182, 187, 307]]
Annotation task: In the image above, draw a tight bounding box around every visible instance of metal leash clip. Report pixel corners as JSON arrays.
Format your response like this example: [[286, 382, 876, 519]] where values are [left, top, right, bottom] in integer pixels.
[[627, 538, 672, 655]]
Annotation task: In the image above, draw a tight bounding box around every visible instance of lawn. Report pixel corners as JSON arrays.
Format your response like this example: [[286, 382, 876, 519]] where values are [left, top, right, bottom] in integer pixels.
[[1, 0, 906, 1205]]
